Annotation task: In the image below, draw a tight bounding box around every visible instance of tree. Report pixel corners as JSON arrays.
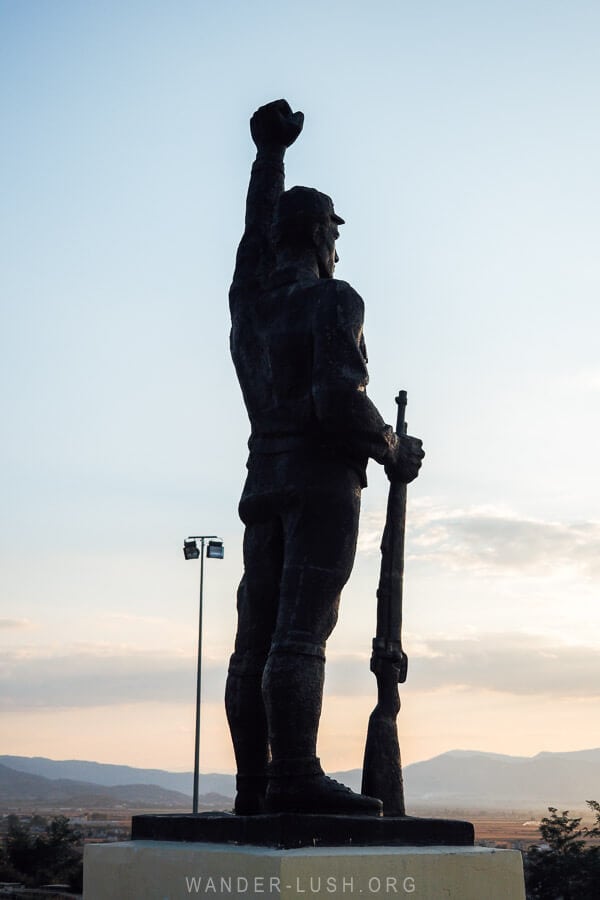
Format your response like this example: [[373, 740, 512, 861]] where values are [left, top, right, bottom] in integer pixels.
[[524, 802, 600, 899], [34, 815, 83, 889], [3, 814, 83, 891], [5, 816, 34, 877]]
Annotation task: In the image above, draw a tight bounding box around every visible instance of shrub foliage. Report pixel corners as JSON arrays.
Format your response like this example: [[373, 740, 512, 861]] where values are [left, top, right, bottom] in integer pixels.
[[524, 801, 600, 899], [1, 814, 83, 892]]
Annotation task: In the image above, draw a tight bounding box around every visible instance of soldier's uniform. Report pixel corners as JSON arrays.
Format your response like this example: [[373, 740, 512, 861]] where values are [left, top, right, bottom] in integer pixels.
[[225, 158, 396, 814]]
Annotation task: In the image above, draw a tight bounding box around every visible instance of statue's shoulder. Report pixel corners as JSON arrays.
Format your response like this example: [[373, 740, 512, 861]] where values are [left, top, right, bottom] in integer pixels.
[[314, 278, 365, 322]]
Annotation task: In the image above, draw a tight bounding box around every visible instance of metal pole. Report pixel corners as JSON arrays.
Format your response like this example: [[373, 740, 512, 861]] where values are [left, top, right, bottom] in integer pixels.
[[192, 538, 205, 814]]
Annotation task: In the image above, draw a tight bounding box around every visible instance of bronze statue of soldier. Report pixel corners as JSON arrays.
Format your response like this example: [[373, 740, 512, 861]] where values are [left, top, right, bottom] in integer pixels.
[[225, 99, 425, 817]]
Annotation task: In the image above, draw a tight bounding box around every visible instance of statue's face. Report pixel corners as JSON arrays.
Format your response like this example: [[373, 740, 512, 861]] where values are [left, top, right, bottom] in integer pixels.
[[317, 220, 340, 279]]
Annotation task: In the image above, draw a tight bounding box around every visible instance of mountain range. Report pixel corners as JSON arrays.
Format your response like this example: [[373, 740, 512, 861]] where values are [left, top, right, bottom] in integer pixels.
[[0, 763, 195, 809], [2, 748, 599, 811]]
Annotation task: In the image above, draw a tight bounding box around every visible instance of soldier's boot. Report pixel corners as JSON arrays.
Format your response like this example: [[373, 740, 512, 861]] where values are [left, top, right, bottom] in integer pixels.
[[225, 665, 269, 815], [264, 757, 383, 816], [262, 647, 382, 816], [233, 774, 268, 816]]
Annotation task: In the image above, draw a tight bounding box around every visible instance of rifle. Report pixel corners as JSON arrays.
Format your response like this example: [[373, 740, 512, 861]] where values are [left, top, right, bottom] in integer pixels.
[[361, 390, 409, 816]]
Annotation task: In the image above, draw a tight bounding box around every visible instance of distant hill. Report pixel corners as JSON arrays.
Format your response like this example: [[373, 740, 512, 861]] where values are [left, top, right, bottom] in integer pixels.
[[402, 748, 600, 810], [3, 748, 599, 811], [0, 755, 233, 798], [0, 763, 214, 810]]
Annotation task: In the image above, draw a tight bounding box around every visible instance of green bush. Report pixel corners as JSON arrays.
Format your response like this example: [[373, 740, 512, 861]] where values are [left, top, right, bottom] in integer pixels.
[[2, 814, 83, 892], [524, 801, 600, 899]]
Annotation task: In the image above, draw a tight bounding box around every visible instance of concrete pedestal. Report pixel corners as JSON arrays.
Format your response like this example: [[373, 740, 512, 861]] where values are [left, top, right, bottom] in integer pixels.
[[84, 840, 526, 900]]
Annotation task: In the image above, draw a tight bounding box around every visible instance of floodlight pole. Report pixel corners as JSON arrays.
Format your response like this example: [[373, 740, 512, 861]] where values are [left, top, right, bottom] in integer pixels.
[[185, 534, 219, 814]]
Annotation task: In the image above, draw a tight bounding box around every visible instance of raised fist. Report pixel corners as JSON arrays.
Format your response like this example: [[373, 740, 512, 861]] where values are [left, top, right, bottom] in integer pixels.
[[250, 99, 304, 151]]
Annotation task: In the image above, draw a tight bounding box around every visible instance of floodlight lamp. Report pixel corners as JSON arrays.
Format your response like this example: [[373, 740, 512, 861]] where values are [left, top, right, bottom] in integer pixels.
[[183, 539, 200, 560], [207, 540, 224, 560]]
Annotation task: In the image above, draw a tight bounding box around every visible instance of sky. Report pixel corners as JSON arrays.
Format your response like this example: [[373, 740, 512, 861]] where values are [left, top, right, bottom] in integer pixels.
[[1, 0, 599, 779]]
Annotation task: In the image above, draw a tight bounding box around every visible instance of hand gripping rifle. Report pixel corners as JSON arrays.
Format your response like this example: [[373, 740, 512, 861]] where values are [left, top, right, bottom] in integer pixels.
[[361, 390, 409, 816]]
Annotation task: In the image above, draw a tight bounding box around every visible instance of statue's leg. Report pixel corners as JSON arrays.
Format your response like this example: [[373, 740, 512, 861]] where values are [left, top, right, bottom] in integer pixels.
[[262, 462, 382, 814], [225, 517, 283, 814]]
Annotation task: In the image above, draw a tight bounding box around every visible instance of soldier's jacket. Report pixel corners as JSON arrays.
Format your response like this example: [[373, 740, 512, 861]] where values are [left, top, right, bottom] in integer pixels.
[[230, 263, 395, 487]]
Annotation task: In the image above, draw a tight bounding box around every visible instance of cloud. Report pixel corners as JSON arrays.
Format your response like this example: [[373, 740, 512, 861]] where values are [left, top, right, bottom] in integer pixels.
[[100, 613, 170, 626], [356, 511, 386, 556], [563, 367, 600, 393], [325, 631, 600, 700], [407, 632, 600, 697], [358, 502, 600, 578], [4, 630, 600, 711], [0, 618, 32, 630], [0, 645, 226, 710]]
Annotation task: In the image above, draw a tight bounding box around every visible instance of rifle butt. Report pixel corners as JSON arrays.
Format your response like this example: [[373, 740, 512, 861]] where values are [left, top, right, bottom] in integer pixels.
[[361, 706, 406, 817]]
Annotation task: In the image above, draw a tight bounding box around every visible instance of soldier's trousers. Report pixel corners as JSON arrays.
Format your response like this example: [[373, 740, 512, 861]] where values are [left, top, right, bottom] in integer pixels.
[[225, 451, 363, 775]]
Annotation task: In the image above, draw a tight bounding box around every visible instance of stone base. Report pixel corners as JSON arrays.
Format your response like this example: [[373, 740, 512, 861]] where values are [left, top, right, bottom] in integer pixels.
[[131, 812, 474, 848], [84, 840, 526, 900]]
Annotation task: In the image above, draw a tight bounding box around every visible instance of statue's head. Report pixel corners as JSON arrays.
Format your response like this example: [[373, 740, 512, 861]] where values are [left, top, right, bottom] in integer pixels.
[[274, 186, 344, 278]]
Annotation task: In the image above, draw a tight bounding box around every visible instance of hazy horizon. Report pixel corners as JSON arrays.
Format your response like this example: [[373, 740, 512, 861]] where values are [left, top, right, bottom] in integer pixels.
[[5, 749, 600, 817], [5, 744, 600, 776]]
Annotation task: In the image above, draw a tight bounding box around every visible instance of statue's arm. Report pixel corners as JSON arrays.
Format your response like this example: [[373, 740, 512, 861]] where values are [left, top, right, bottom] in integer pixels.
[[231, 100, 304, 292], [312, 285, 424, 481]]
